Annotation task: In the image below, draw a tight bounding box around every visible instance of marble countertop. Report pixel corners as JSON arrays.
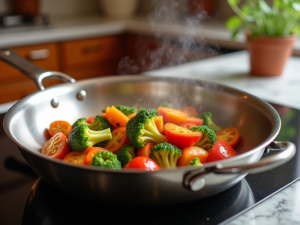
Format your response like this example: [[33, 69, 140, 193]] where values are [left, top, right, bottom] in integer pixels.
[[223, 178, 300, 225], [146, 51, 300, 110], [145, 51, 300, 225]]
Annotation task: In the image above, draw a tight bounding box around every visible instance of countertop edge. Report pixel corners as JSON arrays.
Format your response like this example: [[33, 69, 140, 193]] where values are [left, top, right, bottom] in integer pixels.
[[0, 16, 299, 54]]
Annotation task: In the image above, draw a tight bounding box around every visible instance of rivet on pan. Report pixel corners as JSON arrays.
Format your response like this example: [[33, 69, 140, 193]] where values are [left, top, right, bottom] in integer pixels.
[[190, 178, 206, 191], [1, 50, 10, 56], [77, 90, 86, 101], [51, 98, 59, 108]]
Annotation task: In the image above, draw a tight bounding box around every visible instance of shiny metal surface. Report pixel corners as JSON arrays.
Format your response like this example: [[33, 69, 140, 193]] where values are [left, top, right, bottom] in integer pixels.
[[213, 141, 296, 175], [3, 75, 287, 205]]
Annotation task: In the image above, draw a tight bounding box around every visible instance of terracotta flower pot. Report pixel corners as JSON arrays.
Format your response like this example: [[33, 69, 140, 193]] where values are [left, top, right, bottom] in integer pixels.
[[246, 34, 297, 76]]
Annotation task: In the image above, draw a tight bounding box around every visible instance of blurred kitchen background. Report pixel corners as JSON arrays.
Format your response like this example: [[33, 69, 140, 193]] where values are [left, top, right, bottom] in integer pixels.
[[0, 0, 298, 105]]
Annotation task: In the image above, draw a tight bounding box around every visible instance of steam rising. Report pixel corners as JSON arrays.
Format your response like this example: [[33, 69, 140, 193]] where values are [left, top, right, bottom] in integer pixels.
[[118, 0, 220, 75]]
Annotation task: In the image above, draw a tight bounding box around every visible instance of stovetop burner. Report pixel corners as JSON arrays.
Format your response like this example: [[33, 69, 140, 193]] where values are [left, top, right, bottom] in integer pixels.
[[0, 103, 299, 225], [0, 14, 49, 28]]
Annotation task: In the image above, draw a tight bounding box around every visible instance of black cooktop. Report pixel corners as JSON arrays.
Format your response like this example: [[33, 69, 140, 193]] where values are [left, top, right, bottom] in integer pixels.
[[0, 103, 299, 225]]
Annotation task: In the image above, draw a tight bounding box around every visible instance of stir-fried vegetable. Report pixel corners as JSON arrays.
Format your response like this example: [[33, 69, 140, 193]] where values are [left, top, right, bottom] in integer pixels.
[[126, 109, 168, 149], [42, 103, 239, 171]]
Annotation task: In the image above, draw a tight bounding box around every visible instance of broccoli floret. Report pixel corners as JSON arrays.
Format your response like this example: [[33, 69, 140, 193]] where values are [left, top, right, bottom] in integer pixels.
[[190, 125, 216, 152], [150, 143, 181, 169], [159, 102, 173, 108], [91, 151, 122, 169], [89, 115, 111, 130], [149, 108, 158, 115], [126, 109, 169, 149], [137, 106, 146, 111], [116, 144, 136, 167], [72, 115, 111, 131], [116, 105, 137, 116], [68, 125, 112, 152], [72, 118, 88, 128], [198, 112, 222, 132], [189, 157, 203, 167], [94, 140, 107, 148]]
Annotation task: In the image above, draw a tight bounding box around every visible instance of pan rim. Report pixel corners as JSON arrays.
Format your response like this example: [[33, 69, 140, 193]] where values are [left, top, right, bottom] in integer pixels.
[[3, 75, 281, 174]]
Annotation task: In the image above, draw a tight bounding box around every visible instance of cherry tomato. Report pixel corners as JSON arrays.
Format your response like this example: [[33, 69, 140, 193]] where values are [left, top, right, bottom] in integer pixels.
[[216, 127, 240, 148], [157, 107, 188, 125], [206, 141, 238, 163], [83, 147, 106, 165], [180, 106, 198, 117], [87, 116, 96, 124], [48, 120, 72, 137], [137, 142, 156, 158], [177, 146, 208, 167], [179, 121, 197, 130], [123, 156, 160, 171], [41, 132, 69, 159], [164, 123, 201, 149], [63, 151, 88, 165], [103, 127, 129, 153], [185, 117, 203, 126]]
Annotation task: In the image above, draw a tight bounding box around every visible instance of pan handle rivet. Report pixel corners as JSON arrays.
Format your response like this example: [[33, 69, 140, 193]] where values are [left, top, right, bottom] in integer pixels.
[[77, 90, 86, 101], [190, 178, 206, 191], [51, 98, 59, 108]]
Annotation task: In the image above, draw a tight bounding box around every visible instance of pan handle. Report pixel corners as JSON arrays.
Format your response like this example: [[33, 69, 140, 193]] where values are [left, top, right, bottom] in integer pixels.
[[0, 49, 76, 90], [184, 141, 296, 191]]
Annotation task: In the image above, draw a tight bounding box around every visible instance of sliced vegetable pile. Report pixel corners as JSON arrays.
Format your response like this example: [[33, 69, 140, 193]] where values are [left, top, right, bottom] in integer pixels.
[[41, 103, 240, 171]]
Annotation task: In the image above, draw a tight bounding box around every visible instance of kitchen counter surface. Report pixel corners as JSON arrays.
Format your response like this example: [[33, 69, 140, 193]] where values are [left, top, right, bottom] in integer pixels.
[[0, 15, 300, 55], [145, 51, 300, 225], [146, 51, 300, 111]]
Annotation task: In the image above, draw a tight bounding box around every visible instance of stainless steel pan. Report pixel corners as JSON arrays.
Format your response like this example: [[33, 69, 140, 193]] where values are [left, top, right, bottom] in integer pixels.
[[1, 49, 296, 205]]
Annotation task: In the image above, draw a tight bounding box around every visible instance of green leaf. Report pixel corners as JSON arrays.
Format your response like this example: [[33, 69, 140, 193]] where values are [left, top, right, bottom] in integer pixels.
[[292, 3, 300, 12], [231, 28, 242, 41], [292, 25, 300, 35], [226, 16, 242, 30], [258, 0, 271, 13], [228, 0, 241, 6]]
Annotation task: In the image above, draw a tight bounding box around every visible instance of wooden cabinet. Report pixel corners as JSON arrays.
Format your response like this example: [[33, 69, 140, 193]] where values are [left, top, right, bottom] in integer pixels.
[[0, 43, 61, 104], [60, 35, 125, 80], [0, 35, 126, 104], [123, 34, 221, 74], [0, 33, 221, 104]]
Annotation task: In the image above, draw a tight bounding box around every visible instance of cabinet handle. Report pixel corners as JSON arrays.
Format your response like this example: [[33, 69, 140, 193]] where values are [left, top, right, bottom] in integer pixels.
[[28, 49, 50, 60], [82, 45, 102, 54]]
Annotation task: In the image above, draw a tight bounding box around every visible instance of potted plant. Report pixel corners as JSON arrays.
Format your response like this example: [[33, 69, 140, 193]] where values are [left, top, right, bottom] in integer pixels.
[[226, 0, 300, 76]]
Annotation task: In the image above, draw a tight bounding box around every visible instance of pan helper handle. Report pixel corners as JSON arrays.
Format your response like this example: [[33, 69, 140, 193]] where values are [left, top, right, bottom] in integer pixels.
[[184, 141, 296, 191], [213, 141, 296, 174], [0, 49, 76, 90]]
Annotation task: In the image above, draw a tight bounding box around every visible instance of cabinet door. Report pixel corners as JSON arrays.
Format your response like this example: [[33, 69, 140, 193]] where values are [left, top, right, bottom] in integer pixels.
[[125, 34, 221, 74], [0, 43, 60, 83], [60, 35, 125, 69], [0, 43, 60, 104]]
